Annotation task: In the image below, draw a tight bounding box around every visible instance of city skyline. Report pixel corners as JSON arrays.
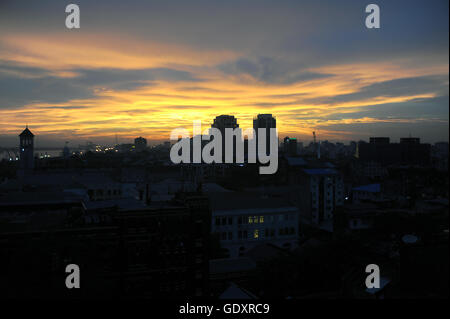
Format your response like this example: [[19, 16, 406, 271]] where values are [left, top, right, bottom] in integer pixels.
[[0, 0, 448, 147]]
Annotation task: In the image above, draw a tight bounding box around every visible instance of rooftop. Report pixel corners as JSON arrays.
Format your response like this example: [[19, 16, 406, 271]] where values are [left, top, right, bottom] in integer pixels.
[[209, 192, 296, 214], [286, 157, 307, 166], [19, 127, 34, 137], [303, 168, 339, 176], [210, 257, 256, 275], [353, 184, 381, 193]]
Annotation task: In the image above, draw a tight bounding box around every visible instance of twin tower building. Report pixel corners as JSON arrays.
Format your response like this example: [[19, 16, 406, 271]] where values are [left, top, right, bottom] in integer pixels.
[[211, 113, 277, 156]]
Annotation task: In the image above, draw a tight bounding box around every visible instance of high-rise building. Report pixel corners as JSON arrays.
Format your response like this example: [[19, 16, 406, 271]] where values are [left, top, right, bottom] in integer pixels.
[[253, 114, 276, 157], [211, 115, 239, 133], [211, 115, 239, 162], [19, 125, 34, 171]]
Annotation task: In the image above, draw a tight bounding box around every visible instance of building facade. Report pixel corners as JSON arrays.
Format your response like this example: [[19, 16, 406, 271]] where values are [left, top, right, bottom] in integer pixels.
[[299, 168, 344, 227], [209, 193, 299, 257]]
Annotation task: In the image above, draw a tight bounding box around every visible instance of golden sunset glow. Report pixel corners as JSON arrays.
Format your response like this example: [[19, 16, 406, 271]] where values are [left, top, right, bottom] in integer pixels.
[[0, 1, 448, 145]]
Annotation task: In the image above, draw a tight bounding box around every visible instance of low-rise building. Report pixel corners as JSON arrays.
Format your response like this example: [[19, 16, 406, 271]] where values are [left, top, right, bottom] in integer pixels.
[[209, 192, 299, 258]]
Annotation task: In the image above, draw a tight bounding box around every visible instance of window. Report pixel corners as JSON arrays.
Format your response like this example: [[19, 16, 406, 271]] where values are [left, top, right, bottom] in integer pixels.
[[248, 216, 253, 224], [215, 217, 221, 226], [228, 217, 232, 225], [265, 229, 269, 237], [238, 230, 242, 239], [228, 232, 233, 240], [221, 232, 227, 240], [243, 230, 248, 239], [259, 216, 264, 223], [238, 217, 242, 224], [254, 229, 259, 239]]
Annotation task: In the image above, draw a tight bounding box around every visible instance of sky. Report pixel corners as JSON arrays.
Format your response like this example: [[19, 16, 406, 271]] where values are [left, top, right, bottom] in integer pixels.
[[0, 0, 448, 147]]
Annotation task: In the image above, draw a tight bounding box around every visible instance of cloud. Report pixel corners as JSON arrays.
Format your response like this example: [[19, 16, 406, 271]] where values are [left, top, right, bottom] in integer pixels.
[[324, 95, 450, 121], [310, 75, 448, 105], [0, 63, 200, 108], [0, 73, 93, 108], [0, 0, 448, 144], [218, 57, 331, 84]]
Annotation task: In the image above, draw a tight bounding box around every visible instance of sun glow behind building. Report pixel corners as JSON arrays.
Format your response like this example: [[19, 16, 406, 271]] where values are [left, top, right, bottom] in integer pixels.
[[0, 0, 448, 147]]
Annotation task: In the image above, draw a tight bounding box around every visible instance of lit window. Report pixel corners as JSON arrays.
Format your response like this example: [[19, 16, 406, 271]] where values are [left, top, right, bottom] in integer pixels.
[[259, 216, 264, 223], [254, 229, 259, 239], [248, 216, 253, 224], [254, 216, 259, 223]]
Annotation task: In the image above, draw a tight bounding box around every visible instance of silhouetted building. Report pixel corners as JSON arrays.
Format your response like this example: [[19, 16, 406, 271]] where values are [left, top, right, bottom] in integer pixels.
[[19, 126, 35, 172], [253, 114, 276, 156], [62, 142, 70, 158], [0, 194, 211, 298], [134, 136, 147, 151], [369, 137, 390, 145], [399, 137, 430, 166], [211, 115, 239, 162], [359, 137, 431, 168], [283, 137, 298, 156], [212, 115, 239, 133], [432, 142, 449, 172], [116, 143, 135, 153]]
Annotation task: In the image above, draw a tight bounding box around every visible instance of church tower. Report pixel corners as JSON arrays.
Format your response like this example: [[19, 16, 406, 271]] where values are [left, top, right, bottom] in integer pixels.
[[19, 125, 35, 170]]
